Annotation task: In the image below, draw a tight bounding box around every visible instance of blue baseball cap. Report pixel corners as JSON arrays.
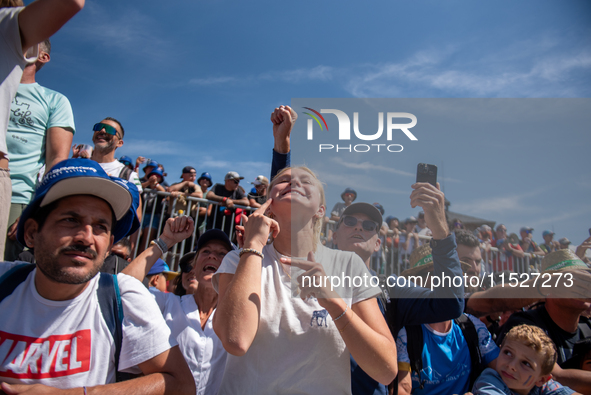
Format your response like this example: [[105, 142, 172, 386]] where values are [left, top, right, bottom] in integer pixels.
[[341, 188, 357, 201], [143, 160, 159, 172], [197, 172, 212, 186], [147, 258, 178, 281], [17, 159, 136, 246], [110, 176, 140, 240], [542, 230, 554, 237], [373, 202, 385, 216], [148, 168, 164, 182], [119, 156, 133, 166]]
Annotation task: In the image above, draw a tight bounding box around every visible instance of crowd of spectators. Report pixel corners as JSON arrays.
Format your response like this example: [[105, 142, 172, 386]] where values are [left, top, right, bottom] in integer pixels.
[[2, 2, 591, 394]]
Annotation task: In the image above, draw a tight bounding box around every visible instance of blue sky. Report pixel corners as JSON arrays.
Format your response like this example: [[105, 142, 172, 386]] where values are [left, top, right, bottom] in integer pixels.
[[30, 0, 591, 245]]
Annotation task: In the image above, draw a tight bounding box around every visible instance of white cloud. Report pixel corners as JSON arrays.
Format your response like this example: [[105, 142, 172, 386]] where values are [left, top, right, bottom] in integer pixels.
[[189, 76, 240, 85], [184, 38, 591, 97], [122, 139, 192, 156], [453, 188, 549, 216], [72, 4, 170, 58]]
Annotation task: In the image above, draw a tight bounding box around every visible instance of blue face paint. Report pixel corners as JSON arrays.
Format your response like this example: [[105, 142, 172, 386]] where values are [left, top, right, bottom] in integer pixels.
[[523, 375, 532, 386]]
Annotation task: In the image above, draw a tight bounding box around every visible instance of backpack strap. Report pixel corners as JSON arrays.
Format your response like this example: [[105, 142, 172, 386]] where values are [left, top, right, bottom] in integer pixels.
[[0, 263, 36, 303], [455, 314, 483, 390], [97, 273, 129, 382], [578, 320, 591, 340], [405, 325, 426, 392], [119, 166, 132, 182]]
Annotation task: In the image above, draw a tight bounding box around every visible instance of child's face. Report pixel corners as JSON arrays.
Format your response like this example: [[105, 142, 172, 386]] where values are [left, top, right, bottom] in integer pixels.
[[496, 339, 550, 395]]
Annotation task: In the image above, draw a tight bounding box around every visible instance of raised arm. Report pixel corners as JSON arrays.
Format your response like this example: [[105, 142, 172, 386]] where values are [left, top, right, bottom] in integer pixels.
[[270, 105, 295, 179], [122, 216, 194, 281], [389, 182, 464, 327], [18, 0, 85, 53], [213, 199, 279, 356]]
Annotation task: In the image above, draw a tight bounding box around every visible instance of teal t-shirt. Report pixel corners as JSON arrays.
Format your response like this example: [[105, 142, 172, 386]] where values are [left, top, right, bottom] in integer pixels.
[[7, 82, 75, 203]]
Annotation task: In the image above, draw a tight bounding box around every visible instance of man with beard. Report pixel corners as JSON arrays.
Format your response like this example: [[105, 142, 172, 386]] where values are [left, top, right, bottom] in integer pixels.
[[91, 117, 142, 247], [0, 158, 194, 394]]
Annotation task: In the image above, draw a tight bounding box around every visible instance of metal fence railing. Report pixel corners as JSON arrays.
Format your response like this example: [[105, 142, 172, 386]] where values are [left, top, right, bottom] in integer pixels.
[[134, 194, 545, 277], [320, 220, 543, 279], [134, 189, 255, 270]]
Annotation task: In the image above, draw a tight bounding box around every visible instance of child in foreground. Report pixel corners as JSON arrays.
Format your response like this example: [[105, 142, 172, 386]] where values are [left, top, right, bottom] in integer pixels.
[[471, 324, 580, 395]]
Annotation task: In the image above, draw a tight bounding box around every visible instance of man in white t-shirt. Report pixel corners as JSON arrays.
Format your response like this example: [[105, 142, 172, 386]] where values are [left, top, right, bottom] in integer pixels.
[[0, 158, 194, 394], [90, 117, 143, 248]]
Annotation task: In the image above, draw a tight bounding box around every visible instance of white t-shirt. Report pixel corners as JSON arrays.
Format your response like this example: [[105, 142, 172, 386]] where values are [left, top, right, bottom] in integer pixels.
[[212, 243, 381, 395], [1, 7, 34, 156], [99, 160, 143, 193], [0, 262, 174, 388], [150, 289, 226, 395]]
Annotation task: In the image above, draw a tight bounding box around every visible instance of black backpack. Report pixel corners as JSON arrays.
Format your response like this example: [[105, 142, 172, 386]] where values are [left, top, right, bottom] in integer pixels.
[[0, 263, 129, 382], [405, 314, 485, 393], [118, 166, 132, 182]]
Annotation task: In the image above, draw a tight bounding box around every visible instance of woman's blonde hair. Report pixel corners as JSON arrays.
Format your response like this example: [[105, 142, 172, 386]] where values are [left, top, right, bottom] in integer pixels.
[[268, 166, 326, 251]]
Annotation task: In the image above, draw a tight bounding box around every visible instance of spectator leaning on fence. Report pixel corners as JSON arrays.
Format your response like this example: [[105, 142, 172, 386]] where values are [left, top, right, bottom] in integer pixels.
[[247, 175, 269, 208], [206, 171, 249, 238]]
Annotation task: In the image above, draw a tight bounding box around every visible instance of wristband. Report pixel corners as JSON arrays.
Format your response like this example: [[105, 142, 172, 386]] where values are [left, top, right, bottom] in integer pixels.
[[150, 237, 169, 255], [222, 197, 228, 203], [339, 320, 351, 334], [239, 248, 264, 260], [333, 305, 348, 322]]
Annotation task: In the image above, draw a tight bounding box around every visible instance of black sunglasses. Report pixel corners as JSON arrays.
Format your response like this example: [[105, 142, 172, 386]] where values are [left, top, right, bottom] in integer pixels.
[[181, 264, 193, 273], [340, 216, 379, 233], [93, 122, 119, 137]]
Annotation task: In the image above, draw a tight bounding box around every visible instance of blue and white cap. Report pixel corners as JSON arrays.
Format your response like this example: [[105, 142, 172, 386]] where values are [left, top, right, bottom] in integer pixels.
[[109, 175, 140, 241], [17, 158, 137, 245]]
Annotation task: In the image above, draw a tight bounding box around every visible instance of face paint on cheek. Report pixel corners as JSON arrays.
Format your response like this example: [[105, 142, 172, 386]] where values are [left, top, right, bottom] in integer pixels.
[[523, 375, 532, 386]]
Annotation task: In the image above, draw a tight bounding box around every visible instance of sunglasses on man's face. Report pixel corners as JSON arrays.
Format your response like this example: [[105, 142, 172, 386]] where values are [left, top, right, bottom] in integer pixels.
[[93, 122, 119, 137], [341, 216, 379, 233]]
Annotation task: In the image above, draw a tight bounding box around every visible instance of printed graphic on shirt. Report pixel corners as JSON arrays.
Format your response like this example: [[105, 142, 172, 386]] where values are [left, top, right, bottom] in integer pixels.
[[310, 309, 328, 327], [10, 97, 34, 130], [0, 329, 91, 379]]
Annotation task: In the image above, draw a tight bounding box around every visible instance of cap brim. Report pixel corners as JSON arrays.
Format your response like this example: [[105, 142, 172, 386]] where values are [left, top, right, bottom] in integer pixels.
[[163, 271, 179, 281], [341, 203, 383, 227], [41, 177, 131, 220]]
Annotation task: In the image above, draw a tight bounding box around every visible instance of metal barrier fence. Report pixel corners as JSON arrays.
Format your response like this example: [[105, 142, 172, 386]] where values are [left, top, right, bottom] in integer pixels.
[[320, 220, 543, 278], [134, 189, 255, 270], [134, 192, 543, 277]]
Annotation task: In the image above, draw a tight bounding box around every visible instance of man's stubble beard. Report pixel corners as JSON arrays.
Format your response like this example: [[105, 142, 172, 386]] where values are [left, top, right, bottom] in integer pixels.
[[35, 237, 105, 285]]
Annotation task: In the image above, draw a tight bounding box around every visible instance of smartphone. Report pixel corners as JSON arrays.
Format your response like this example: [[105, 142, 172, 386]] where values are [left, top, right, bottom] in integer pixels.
[[416, 163, 437, 186]]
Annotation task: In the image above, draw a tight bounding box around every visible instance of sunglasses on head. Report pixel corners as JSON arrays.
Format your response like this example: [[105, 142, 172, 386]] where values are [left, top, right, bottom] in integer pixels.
[[93, 122, 119, 137], [340, 216, 379, 232]]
